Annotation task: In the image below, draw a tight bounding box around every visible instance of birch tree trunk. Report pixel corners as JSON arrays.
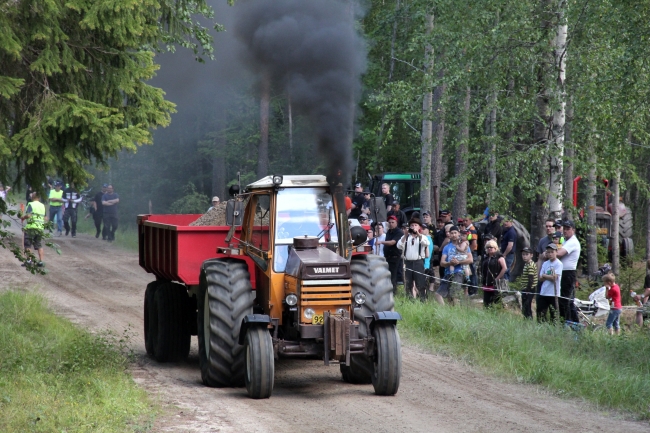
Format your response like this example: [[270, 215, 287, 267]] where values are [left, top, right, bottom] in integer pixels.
[[611, 171, 620, 274], [563, 98, 574, 218], [419, 13, 434, 213], [453, 86, 470, 219], [547, 0, 567, 220], [258, 74, 270, 178], [586, 152, 598, 276], [430, 78, 446, 218]]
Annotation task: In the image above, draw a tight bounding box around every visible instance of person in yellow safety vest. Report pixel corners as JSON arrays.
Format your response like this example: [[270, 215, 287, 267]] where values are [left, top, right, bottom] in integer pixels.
[[48, 181, 64, 236], [21, 191, 47, 267]]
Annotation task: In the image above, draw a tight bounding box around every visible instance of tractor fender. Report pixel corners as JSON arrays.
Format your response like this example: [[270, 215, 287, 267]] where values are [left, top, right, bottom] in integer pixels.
[[238, 314, 272, 345], [366, 311, 402, 334]]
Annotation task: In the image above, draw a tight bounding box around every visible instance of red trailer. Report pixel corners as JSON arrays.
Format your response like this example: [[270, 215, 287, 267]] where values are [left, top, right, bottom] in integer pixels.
[[137, 214, 256, 287]]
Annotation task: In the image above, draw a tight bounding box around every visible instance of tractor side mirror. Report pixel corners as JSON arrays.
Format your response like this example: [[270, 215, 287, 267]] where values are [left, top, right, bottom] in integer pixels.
[[226, 199, 243, 226]]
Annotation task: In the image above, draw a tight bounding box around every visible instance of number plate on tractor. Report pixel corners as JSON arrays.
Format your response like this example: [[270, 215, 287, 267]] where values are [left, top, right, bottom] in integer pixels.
[[312, 314, 324, 325]]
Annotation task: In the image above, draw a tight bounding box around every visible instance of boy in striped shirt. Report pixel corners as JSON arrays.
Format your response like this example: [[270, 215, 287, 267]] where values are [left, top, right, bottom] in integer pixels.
[[520, 247, 538, 319]]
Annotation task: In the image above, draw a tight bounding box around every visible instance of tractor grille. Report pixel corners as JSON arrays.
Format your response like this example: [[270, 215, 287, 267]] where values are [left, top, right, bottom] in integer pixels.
[[300, 284, 352, 307]]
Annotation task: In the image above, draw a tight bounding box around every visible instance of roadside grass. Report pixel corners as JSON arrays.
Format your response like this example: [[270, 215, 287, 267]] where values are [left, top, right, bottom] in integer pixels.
[[396, 296, 650, 420], [0, 291, 155, 432]]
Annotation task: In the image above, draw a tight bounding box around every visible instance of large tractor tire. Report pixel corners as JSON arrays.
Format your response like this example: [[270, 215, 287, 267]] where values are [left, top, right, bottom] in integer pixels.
[[144, 280, 162, 357], [197, 258, 254, 387], [151, 282, 191, 362], [244, 326, 275, 399], [371, 322, 402, 396], [341, 254, 394, 384], [619, 209, 633, 239]]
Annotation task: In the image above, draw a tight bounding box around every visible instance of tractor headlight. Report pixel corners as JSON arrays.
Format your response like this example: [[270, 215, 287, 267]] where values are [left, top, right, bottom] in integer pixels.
[[354, 292, 367, 305], [335, 308, 346, 316], [285, 293, 298, 306], [272, 175, 283, 185], [304, 308, 315, 320]]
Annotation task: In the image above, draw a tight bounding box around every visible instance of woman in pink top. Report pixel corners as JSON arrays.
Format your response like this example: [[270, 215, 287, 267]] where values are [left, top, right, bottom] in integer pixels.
[[603, 273, 622, 335]]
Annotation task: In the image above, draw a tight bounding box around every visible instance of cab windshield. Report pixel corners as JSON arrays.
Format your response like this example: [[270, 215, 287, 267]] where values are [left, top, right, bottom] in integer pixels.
[[273, 187, 338, 272]]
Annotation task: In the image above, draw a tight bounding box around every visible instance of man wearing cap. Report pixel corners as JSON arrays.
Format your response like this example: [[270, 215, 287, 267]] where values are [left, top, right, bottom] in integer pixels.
[[208, 196, 220, 212], [376, 216, 403, 293], [557, 219, 581, 322], [361, 188, 373, 222], [500, 216, 517, 281], [520, 247, 538, 319], [484, 211, 503, 244], [88, 184, 107, 239], [48, 181, 64, 236], [397, 217, 430, 301], [349, 182, 365, 220], [439, 209, 452, 224], [538, 243, 562, 321], [421, 210, 433, 227], [388, 201, 407, 227]]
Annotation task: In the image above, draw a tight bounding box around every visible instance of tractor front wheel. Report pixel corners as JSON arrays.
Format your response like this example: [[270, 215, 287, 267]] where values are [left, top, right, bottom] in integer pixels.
[[244, 326, 275, 399], [371, 323, 402, 396]]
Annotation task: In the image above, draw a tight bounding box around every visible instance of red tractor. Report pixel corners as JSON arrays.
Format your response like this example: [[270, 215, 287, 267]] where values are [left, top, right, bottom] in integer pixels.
[[138, 175, 401, 399]]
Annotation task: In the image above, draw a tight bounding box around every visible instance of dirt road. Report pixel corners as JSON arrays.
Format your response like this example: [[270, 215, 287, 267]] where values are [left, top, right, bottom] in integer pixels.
[[1, 219, 647, 433]]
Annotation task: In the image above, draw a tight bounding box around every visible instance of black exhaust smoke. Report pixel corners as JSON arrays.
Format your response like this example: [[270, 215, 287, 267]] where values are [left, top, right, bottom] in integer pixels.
[[233, 0, 366, 180]]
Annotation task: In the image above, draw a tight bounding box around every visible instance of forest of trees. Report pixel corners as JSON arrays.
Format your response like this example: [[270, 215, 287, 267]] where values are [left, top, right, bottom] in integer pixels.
[[3, 0, 650, 273]]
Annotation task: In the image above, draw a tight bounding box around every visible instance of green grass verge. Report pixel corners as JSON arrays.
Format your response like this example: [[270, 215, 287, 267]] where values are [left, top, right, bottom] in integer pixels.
[[396, 296, 650, 419], [0, 291, 155, 432]]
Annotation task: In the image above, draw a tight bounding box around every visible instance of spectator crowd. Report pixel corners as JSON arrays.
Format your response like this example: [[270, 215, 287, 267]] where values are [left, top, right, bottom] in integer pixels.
[[346, 182, 647, 328]]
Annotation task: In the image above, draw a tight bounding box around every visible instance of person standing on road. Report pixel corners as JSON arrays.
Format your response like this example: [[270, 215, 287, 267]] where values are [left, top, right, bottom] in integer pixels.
[[397, 217, 430, 302], [87, 184, 107, 239], [102, 184, 120, 242], [376, 216, 403, 294], [48, 181, 64, 236], [556, 220, 580, 323], [62, 182, 83, 237], [20, 191, 47, 267]]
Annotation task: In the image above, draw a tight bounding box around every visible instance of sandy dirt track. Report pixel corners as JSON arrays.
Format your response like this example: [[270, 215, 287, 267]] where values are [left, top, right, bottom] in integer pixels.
[[1, 218, 648, 433]]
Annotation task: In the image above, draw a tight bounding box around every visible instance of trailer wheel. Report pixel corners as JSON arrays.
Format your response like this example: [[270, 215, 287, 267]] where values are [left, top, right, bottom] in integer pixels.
[[151, 282, 191, 362], [244, 326, 274, 399], [371, 322, 402, 396], [198, 259, 254, 387], [144, 280, 161, 357], [341, 255, 394, 384]]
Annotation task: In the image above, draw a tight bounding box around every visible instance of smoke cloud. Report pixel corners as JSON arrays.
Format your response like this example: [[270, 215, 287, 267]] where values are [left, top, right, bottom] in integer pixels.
[[233, 0, 366, 179]]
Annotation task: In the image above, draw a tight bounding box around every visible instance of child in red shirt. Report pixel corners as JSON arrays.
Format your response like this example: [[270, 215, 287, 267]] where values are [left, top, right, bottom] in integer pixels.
[[603, 273, 622, 335]]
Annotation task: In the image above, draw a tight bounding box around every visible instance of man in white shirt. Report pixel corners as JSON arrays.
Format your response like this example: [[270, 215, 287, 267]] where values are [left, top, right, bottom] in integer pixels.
[[557, 219, 581, 322], [397, 217, 430, 302]]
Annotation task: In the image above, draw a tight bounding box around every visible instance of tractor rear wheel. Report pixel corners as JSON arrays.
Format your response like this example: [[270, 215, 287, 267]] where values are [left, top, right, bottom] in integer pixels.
[[144, 280, 161, 357], [151, 282, 191, 362], [619, 210, 633, 239], [341, 255, 394, 384], [197, 259, 254, 387], [244, 326, 274, 399], [371, 322, 402, 396]]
